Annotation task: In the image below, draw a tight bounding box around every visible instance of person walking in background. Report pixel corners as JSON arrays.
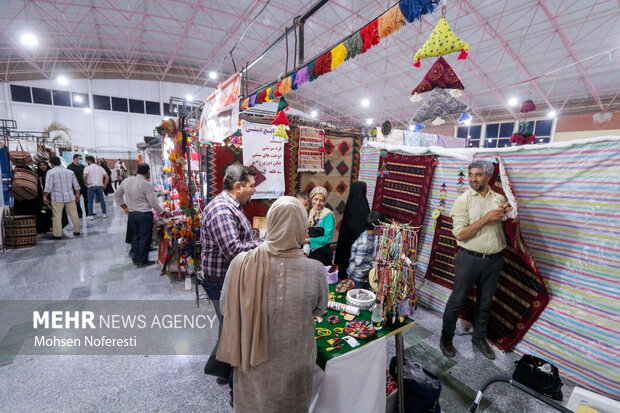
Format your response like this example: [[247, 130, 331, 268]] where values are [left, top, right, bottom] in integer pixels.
[[113, 159, 123, 190], [35, 161, 53, 234], [115, 163, 170, 267], [43, 156, 80, 239], [99, 159, 114, 195], [83, 155, 109, 219], [66, 153, 88, 218]]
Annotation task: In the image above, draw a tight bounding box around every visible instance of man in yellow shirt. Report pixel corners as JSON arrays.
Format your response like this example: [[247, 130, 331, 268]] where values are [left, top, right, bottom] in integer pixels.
[[440, 160, 512, 360]]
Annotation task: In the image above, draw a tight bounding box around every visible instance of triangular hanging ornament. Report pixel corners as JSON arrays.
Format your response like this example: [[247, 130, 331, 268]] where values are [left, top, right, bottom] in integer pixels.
[[271, 124, 289, 143], [272, 110, 290, 127], [411, 57, 465, 95], [277, 96, 289, 112], [413, 17, 470, 66], [441, 183, 447, 188]]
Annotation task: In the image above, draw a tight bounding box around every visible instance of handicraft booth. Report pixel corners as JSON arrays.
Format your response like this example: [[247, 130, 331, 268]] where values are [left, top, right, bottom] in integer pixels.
[[358, 137, 620, 401]]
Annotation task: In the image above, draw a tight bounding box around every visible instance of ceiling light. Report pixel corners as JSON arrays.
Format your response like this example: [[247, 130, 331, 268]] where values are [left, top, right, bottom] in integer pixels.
[[366, 119, 373, 125], [57, 75, 68, 85], [310, 110, 318, 118], [208, 71, 217, 80], [84, 108, 91, 114], [262, 13, 270, 26], [409, 124, 415, 130], [361, 98, 370, 107], [173, 107, 178, 113], [186, 94, 194, 101], [74, 95, 83, 103], [548, 110, 556, 118], [464, 118, 471, 126], [508, 97, 518, 107], [20, 33, 38, 48]]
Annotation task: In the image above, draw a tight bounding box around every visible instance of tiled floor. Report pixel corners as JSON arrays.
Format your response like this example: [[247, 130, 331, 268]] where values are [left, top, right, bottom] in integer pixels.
[[0, 196, 574, 412]]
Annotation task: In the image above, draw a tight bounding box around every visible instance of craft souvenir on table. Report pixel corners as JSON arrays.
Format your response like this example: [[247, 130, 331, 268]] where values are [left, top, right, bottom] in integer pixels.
[[314, 316, 323, 325], [327, 315, 340, 324], [346, 289, 376, 311], [411, 56, 465, 95], [335, 278, 356, 294], [410, 88, 467, 123], [344, 320, 376, 339], [413, 12, 470, 67]]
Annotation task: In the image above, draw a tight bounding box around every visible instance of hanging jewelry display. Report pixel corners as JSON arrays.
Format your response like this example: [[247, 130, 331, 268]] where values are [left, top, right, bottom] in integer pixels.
[[372, 221, 421, 326]]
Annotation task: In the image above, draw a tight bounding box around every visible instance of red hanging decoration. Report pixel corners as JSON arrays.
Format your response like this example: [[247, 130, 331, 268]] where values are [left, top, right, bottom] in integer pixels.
[[257, 89, 267, 103], [456, 49, 470, 60], [314, 52, 332, 76], [272, 110, 290, 127], [413, 59, 421, 68], [360, 19, 380, 53], [520, 99, 537, 113]]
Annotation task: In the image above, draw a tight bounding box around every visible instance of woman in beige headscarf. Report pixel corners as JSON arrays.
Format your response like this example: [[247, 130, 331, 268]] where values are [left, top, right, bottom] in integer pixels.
[[217, 196, 328, 412]]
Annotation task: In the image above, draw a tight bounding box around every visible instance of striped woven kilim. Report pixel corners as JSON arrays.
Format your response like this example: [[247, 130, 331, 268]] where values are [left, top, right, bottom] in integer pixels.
[[413, 139, 620, 399], [358, 147, 380, 208], [372, 153, 436, 228], [299, 132, 361, 240]]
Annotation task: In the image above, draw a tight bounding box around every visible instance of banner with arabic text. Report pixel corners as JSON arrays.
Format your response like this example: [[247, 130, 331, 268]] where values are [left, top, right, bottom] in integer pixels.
[[241, 121, 285, 199]]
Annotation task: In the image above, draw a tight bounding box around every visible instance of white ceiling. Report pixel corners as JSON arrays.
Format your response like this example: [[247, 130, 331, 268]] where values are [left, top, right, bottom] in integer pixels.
[[1, 0, 619, 126]]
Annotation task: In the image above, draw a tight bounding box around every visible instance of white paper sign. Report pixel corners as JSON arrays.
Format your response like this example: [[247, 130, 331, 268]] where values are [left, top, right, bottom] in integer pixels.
[[241, 121, 285, 199]]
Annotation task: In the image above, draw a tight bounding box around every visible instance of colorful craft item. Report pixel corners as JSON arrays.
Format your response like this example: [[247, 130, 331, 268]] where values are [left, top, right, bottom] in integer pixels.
[[510, 132, 536, 145], [314, 52, 332, 76], [413, 122, 425, 132], [378, 3, 407, 38], [272, 110, 290, 127], [344, 32, 363, 61], [277, 96, 289, 112], [360, 19, 380, 53], [344, 313, 355, 322], [241, 98, 249, 111], [327, 315, 341, 324], [331, 43, 347, 71], [411, 57, 465, 94], [249, 94, 256, 107], [411, 88, 467, 123], [431, 208, 441, 231], [271, 125, 289, 143], [257, 89, 267, 103], [294, 66, 310, 88], [333, 327, 344, 335], [520, 99, 537, 113], [314, 316, 323, 325], [398, 0, 439, 23], [344, 320, 376, 339], [315, 327, 332, 338], [413, 17, 470, 67], [327, 300, 360, 316], [449, 89, 463, 98]]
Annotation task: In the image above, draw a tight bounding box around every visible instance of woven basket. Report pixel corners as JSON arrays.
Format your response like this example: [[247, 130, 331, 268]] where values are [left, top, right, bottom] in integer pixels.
[[346, 289, 376, 311], [3, 215, 37, 249]]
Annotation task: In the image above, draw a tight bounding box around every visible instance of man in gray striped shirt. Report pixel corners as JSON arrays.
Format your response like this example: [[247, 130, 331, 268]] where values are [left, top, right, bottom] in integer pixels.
[[43, 156, 81, 239]]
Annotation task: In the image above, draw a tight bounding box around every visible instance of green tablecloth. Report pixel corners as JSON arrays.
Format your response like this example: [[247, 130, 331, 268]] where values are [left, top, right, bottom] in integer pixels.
[[315, 284, 415, 369]]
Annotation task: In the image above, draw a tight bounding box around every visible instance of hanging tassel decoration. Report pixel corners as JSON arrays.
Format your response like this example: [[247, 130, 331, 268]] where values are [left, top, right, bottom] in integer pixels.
[[457, 49, 470, 60]]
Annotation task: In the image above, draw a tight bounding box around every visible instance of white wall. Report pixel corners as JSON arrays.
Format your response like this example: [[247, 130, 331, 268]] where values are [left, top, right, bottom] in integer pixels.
[[0, 79, 214, 157]]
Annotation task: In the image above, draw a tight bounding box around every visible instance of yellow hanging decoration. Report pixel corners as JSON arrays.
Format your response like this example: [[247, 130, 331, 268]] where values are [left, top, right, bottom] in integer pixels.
[[264, 88, 272, 102], [431, 208, 441, 231], [271, 124, 289, 143], [330, 43, 347, 71], [413, 17, 469, 64]]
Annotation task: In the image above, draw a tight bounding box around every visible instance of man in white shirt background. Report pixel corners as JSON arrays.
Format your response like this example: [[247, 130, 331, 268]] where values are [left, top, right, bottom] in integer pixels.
[[83, 155, 109, 220], [115, 163, 171, 267]]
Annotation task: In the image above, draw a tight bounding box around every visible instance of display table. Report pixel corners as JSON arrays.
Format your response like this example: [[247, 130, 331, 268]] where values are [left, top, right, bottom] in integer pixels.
[[311, 284, 415, 413]]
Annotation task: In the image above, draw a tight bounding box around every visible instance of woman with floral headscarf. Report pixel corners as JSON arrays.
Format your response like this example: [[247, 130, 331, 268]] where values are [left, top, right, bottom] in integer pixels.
[[306, 186, 335, 265]]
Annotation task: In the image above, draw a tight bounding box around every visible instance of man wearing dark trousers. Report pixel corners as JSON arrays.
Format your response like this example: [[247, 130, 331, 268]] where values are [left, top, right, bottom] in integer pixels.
[[115, 163, 170, 267], [66, 153, 88, 218], [440, 160, 512, 360], [200, 164, 262, 402]]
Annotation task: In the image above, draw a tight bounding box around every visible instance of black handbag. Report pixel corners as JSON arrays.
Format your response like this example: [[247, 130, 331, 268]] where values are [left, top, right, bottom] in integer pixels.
[[203, 353, 231, 379], [308, 226, 324, 238], [389, 356, 441, 413], [512, 355, 563, 401]]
